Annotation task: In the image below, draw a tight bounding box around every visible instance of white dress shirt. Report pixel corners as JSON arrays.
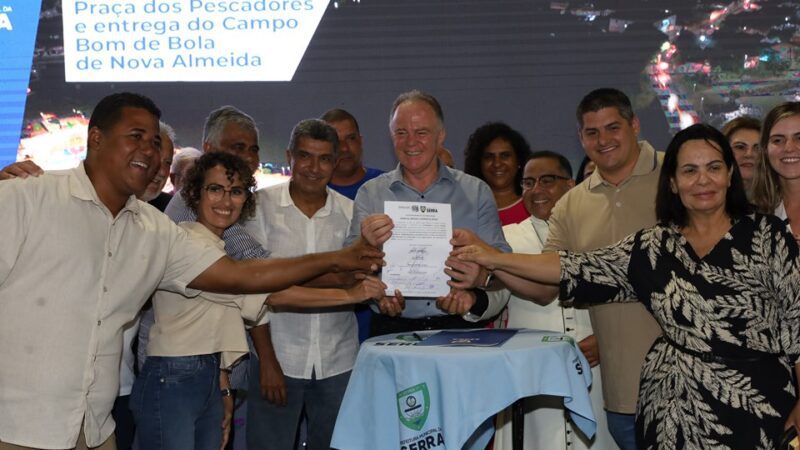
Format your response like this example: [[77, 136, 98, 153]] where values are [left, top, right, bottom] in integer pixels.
[[118, 317, 140, 397], [494, 216, 617, 450], [0, 163, 225, 449], [246, 182, 358, 379]]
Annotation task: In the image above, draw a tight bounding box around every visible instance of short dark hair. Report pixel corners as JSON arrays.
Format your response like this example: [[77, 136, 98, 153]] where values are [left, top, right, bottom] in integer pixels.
[[576, 88, 634, 128], [528, 150, 573, 179], [320, 108, 360, 132], [655, 123, 750, 226], [575, 156, 594, 184], [181, 152, 257, 223], [288, 119, 340, 158], [721, 116, 761, 139], [463, 122, 532, 195], [88, 92, 161, 132], [390, 90, 444, 125]]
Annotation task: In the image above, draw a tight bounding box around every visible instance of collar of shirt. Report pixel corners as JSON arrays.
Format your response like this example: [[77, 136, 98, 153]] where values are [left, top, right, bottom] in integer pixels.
[[775, 201, 787, 220], [530, 215, 550, 245], [388, 161, 455, 195], [278, 180, 336, 218], [586, 140, 659, 191], [70, 162, 142, 219]]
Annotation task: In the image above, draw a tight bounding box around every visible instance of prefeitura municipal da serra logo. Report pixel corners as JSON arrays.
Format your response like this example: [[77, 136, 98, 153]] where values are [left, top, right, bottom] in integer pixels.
[[396, 382, 445, 450], [396, 383, 430, 431]]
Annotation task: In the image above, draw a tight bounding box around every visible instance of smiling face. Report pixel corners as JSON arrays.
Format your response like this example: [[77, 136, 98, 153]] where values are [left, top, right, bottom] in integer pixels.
[[141, 131, 175, 202], [728, 128, 760, 185], [390, 100, 446, 182], [522, 157, 574, 220], [578, 107, 641, 183], [87, 106, 161, 206], [480, 137, 519, 191], [671, 139, 732, 217], [197, 164, 246, 237], [766, 114, 800, 184], [288, 137, 337, 197]]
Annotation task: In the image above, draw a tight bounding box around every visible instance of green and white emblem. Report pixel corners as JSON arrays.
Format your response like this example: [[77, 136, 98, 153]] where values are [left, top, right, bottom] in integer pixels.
[[542, 335, 575, 345], [396, 382, 430, 431]]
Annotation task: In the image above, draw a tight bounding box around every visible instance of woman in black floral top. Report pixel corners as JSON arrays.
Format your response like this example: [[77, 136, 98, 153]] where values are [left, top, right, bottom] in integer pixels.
[[454, 124, 800, 450]]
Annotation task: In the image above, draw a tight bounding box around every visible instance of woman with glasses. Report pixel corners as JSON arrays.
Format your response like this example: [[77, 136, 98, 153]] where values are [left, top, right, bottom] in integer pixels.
[[464, 122, 533, 225], [454, 124, 800, 449], [131, 152, 384, 450], [722, 116, 761, 195]]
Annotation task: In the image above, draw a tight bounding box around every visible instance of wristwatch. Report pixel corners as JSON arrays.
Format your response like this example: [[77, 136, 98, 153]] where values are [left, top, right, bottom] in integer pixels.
[[220, 388, 233, 397]]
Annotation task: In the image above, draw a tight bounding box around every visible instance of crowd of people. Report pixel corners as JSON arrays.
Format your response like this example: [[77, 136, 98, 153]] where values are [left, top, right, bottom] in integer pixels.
[[0, 87, 799, 450]]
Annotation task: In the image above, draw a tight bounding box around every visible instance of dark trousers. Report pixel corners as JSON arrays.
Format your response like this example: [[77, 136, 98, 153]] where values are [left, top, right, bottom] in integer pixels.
[[112, 395, 135, 450]]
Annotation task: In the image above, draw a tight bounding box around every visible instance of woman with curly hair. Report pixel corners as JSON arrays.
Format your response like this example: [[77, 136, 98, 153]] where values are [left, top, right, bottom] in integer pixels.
[[131, 152, 384, 449], [464, 122, 533, 225]]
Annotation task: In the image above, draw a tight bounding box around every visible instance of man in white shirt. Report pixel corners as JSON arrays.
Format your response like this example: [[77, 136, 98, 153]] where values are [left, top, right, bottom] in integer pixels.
[[494, 151, 617, 450], [245, 119, 358, 450], [0, 93, 381, 450]]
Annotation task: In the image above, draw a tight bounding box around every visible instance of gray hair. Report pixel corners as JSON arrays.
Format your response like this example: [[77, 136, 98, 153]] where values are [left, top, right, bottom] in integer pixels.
[[202, 106, 259, 147], [288, 119, 339, 158], [159, 121, 176, 143], [170, 146, 202, 174], [389, 90, 444, 126]]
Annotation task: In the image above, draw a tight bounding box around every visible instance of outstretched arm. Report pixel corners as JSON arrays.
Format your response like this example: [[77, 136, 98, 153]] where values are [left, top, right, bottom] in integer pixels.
[[450, 228, 561, 304], [189, 238, 383, 294], [493, 269, 560, 304], [267, 276, 386, 308], [453, 245, 561, 286]]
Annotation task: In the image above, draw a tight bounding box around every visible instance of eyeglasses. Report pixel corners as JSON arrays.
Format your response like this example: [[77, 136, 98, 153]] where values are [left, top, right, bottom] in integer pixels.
[[520, 175, 571, 190], [204, 184, 248, 201]]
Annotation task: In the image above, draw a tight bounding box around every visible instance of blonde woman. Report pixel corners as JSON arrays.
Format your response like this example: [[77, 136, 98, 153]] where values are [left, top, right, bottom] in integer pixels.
[[751, 102, 800, 240]]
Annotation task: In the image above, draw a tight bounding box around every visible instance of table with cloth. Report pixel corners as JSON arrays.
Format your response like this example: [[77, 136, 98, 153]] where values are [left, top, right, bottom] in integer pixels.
[[331, 329, 596, 450]]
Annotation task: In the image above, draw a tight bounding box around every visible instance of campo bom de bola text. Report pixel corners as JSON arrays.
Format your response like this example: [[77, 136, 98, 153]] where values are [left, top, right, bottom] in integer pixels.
[[76, 37, 264, 70]]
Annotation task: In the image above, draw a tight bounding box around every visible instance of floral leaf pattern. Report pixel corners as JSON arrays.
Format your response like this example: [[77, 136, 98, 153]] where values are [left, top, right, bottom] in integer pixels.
[[560, 214, 799, 449]]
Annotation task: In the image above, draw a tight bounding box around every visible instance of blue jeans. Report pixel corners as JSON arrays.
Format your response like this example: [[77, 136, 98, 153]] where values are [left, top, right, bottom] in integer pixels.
[[246, 366, 350, 450], [606, 410, 637, 450], [130, 354, 222, 450]]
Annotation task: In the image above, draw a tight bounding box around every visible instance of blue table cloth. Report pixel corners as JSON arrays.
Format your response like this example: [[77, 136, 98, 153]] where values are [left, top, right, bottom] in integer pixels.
[[331, 329, 596, 450]]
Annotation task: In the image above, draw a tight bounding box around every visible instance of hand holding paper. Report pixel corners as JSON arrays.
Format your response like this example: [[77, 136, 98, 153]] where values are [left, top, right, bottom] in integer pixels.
[[382, 201, 452, 297], [361, 213, 394, 247]]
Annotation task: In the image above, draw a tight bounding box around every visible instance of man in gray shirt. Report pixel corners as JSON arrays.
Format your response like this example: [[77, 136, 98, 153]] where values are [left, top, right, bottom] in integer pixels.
[[347, 90, 510, 336]]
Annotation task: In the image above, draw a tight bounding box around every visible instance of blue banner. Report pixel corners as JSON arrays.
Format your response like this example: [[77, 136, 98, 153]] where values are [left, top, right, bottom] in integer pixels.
[[0, 0, 41, 168]]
